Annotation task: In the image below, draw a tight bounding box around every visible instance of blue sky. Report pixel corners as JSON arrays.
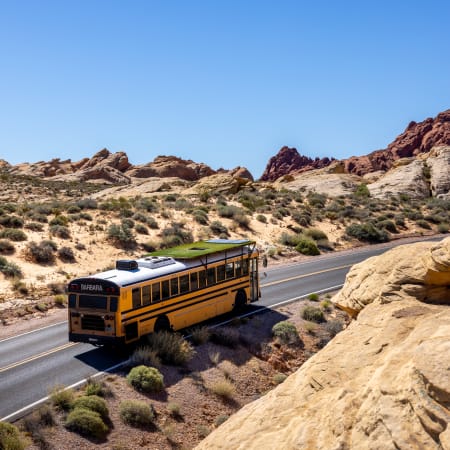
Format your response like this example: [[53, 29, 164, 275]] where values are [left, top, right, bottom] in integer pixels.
[[1, 1, 449, 178]]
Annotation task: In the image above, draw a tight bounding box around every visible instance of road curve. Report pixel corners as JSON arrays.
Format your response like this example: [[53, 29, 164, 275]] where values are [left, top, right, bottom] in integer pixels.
[[0, 234, 446, 421]]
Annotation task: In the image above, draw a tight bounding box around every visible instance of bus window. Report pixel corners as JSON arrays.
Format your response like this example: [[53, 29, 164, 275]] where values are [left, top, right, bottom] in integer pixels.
[[68, 294, 76, 308], [217, 264, 225, 282], [207, 267, 216, 285], [162, 280, 170, 299], [171, 277, 179, 296], [198, 270, 207, 288], [180, 275, 189, 294], [225, 262, 234, 279], [142, 285, 151, 305], [235, 260, 242, 277], [110, 297, 118, 312], [132, 288, 141, 308], [190, 272, 198, 291], [242, 259, 249, 275], [152, 282, 161, 302]]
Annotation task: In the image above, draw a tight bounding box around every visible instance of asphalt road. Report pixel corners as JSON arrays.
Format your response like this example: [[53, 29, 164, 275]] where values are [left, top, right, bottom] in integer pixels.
[[0, 235, 445, 421]]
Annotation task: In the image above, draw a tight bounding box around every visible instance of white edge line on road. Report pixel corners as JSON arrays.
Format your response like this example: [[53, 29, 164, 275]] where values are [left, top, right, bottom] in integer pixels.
[[0, 360, 128, 423], [0, 321, 68, 344]]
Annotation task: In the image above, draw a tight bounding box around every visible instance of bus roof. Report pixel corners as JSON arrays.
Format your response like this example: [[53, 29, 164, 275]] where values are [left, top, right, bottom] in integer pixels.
[[148, 239, 255, 260]]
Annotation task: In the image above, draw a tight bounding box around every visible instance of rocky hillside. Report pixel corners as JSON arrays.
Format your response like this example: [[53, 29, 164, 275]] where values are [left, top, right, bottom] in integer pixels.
[[261, 109, 450, 180], [196, 237, 450, 450], [6, 149, 254, 185]]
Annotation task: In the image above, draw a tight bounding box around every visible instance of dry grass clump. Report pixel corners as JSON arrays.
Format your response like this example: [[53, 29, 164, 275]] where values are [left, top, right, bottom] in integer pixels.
[[129, 346, 161, 368], [209, 379, 236, 400], [210, 327, 240, 348], [119, 400, 155, 428], [146, 331, 195, 366]]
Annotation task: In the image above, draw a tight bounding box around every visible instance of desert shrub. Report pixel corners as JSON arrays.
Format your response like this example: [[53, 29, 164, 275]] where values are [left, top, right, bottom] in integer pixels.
[[57, 246, 76, 262], [147, 217, 159, 229], [416, 219, 431, 229], [65, 407, 108, 438], [190, 326, 211, 345], [12, 279, 28, 294], [291, 211, 311, 227], [345, 223, 388, 243], [129, 346, 161, 368], [307, 192, 327, 208], [209, 379, 236, 400], [119, 208, 133, 218], [279, 232, 300, 247], [0, 228, 27, 241], [84, 379, 112, 398], [438, 223, 449, 233], [135, 224, 149, 235], [127, 365, 164, 393], [67, 205, 81, 213], [192, 209, 208, 225], [0, 422, 26, 450], [325, 320, 344, 337], [27, 241, 56, 264], [395, 215, 406, 227], [121, 218, 135, 229], [50, 385, 74, 411], [210, 327, 240, 348], [119, 400, 154, 427], [107, 223, 136, 249], [48, 281, 65, 294], [27, 212, 48, 223], [378, 219, 398, 233], [54, 294, 66, 306], [273, 373, 288, 384], [141, 241, 159, 252], [320, 299, 332, 311], [165, 193, 178, 202], [77, 198, 98, 209], [146, 331, 195, 365], [0, 256, 23, 278], [301, 306, 325, 323], [49, 215, 69, 226], [295, 238, 320, 256], [304, 228, 328, 241], [272, 321, 299, 344], [167, 402, 182, 417], [209, 220, 228, 236], [160, 223, 193, 247], [308, 293, 319, 301], [0, 215, 24, 228], [24, 221, 44, 232], [23, 405, 55, 447], [0, 239, 15, 255], [136, 197, 158, 213], [49, 225, 71, 239], [72, 395, 109, 420], [256, 214, 267, 223], [354, 183, 370, 197]]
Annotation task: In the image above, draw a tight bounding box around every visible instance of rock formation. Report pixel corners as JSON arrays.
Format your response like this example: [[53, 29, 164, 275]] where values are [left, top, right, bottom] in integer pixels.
[[196, 237, 450, 450], [428, 146, 450, 199], [260, 146, 334, 181]]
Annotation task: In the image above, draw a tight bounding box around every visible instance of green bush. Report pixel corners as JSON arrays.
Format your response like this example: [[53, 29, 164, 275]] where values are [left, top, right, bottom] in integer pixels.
[[438, 223, 449, 233], [256, 214, 267, 223], [135, 224, 149, 235], [24, 221, 44, 231], [308, 293, 319, 301], [84, 380, 112, 398], [354, 183, 370, 197], [107, 223, 136, 249], [49, 215, 69, 226], [273, 373, 288, 384], [0, 422, 26, 450], [26, 241, 56, 264], [192, 209, 209, 225], [0, 256, 22, 278], [65, 407, 108, 438], [119, 400, 154, 427], [209, 220, 228, 236], [50, 385, 74, 411], [295, 239, 320, 256], [57, 246, 76, 262], [272, 321, 300, 344], [129, 346, 161, 368], [146, 331, 195, 365], [279, 232, 300, 247], [345, 223, 388, 243], [304, 228, 328, 241], [0, 239, 15, 254], [416, 219, 431, 230], [301, 306, 325, 323], [72, 395, 109, 420], [378, 219, 398, 233], [127, 365, 164, 393], [0, 229, 27, 241], [49, 225, 71, 239], [0, 215, 24, 228]]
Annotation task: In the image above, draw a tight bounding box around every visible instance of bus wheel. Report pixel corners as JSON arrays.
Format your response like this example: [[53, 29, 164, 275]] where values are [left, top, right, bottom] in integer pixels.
[[154, 315, 171, 333], [234, 289, 247, 312]]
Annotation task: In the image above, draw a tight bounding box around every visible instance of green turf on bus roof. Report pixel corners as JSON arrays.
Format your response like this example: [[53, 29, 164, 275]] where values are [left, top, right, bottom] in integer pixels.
[[148, 239, 255, 259]]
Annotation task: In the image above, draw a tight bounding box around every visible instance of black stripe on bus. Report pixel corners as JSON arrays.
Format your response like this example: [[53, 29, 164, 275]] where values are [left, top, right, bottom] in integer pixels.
[[121, 281, 247, 325]]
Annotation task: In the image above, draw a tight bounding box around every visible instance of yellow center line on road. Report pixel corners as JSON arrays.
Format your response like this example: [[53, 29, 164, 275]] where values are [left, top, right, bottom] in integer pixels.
[[261, 264, 353, 288], [0, 342, 79, 374]]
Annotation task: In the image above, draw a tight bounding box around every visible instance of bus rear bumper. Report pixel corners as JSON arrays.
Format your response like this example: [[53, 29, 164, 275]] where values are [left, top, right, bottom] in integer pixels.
[[69, 333, 125, 347]]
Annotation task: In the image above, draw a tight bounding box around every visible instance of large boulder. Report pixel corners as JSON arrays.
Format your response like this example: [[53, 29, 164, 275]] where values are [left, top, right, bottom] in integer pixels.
[[196, 237, 450, 450], [428, 146, 450, 199]]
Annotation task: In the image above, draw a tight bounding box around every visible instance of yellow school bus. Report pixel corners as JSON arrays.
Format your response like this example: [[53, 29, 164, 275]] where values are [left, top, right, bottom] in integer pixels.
[[68, 239, 260, 346]]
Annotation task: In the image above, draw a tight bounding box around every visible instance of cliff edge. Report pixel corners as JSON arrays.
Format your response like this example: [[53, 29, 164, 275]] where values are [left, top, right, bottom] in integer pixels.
[[196, 237, 450, 450]]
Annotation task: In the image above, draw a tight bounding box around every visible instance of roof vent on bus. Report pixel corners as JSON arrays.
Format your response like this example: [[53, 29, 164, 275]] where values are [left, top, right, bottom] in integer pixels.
[[116, 260, 138, 271], [137, 256, 176, 269]]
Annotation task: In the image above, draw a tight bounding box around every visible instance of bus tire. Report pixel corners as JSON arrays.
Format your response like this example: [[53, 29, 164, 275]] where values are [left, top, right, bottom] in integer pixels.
[[234, 289, 247, 312], [154, 315, 171, 333]]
